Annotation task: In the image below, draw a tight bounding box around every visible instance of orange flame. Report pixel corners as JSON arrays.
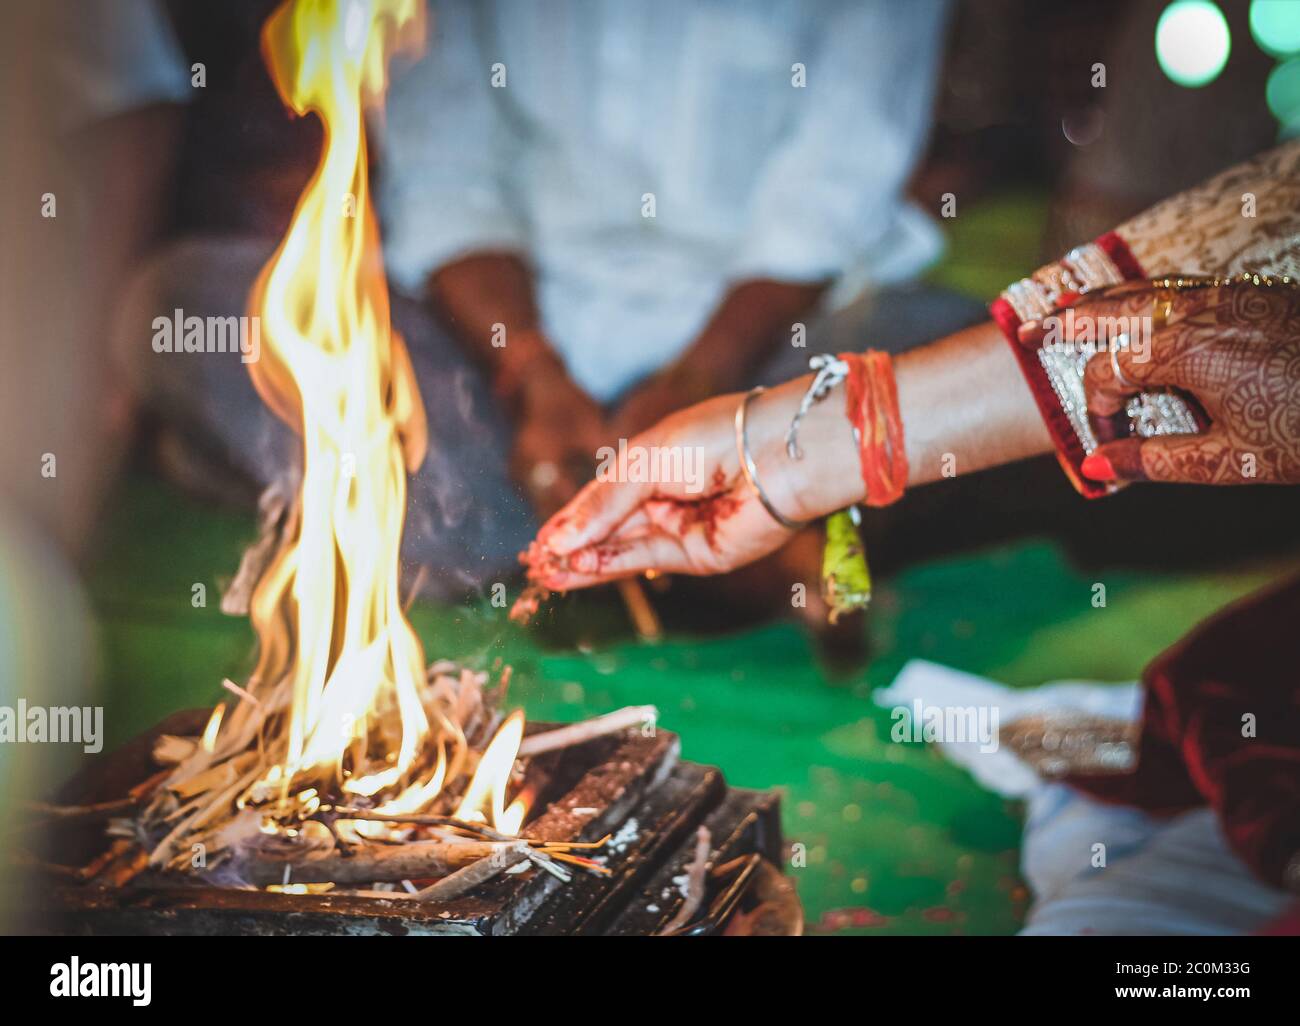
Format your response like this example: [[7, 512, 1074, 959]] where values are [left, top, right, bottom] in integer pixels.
[[245, 0, 524, 832], [455, 711, 527, 835]]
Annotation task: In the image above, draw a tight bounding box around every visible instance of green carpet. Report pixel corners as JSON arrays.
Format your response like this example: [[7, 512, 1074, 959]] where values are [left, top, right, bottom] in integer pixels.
[[84, 473, 1287, 935]]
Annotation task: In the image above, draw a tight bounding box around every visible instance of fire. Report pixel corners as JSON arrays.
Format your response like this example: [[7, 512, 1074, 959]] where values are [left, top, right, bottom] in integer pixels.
[[455, 711, 527, 835], [200, 703, 225, 754], [233, 0, 524, 832]]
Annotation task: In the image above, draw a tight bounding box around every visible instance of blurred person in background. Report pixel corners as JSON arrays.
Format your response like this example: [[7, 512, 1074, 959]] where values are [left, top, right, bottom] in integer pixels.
[[105, 0, 974, 631], [384, 0, 967, 519]]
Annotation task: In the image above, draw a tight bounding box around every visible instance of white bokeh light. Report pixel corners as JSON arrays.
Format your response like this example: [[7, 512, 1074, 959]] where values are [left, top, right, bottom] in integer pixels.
[[1156, 0, 1232, 88]]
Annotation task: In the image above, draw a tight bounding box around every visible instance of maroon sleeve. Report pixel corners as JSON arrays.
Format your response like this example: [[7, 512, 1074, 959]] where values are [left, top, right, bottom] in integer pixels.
[[1070, 574, 1300, 890]]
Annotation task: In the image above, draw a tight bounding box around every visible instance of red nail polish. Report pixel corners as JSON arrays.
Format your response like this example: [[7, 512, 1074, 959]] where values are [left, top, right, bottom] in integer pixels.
[[1081, 453, 1115, 481]]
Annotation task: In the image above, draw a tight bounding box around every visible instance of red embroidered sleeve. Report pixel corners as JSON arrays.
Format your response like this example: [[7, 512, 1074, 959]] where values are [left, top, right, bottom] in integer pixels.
[[990, 141, 1300, 498]]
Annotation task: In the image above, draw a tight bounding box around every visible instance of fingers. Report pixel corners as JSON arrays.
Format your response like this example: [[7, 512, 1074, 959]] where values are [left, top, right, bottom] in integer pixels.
[[1019, 279, 1220, 347], [1082, 342, 1145, 417], [1080, 427, 1236, 485], [536, 533, 691, 590], [536, 474, 655, 557], [533, 499, 703, 588], [1025, 291, 1190, 419], [1017, 288, 1155, 349]]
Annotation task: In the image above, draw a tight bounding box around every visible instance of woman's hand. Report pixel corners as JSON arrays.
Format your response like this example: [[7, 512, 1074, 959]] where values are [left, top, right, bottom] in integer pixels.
[[529, 383, 860, 590], [1045, 281, 1300, 485]]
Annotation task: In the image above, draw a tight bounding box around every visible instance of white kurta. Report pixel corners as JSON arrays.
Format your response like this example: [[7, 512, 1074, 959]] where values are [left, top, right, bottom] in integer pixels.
[[380, 0, 949, 401]]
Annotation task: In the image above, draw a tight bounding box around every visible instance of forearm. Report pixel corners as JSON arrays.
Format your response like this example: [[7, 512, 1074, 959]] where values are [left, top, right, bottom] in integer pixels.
[[752, 320, 1053, 520], [895, 320, 1053, 485]]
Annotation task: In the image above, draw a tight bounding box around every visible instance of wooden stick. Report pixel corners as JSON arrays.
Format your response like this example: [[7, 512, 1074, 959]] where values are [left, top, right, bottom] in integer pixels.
[[332, 813, 568, 880], [152, 734, 199, 766], [8, 850, 85, 879], [659, 825, 712, 935], [410, 842, 531, 901], [129, 768, 174, 801], [329, 808, 513, 842], [517, 705, 658, 757], [617, 579, 662, 641], [169, 750, 259, 800], [102, 845, 151, 888], [147, 764, 261, 867], [221, 677, 263, 710], [238, 839, 511, 886], [82, 840, 134, 881], [21, 797, 139, 822], [402, 565, 430, 612]]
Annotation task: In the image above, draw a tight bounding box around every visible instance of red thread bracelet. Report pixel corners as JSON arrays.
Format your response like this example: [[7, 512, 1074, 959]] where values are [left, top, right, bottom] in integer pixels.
[[840, 350, 907, 507]]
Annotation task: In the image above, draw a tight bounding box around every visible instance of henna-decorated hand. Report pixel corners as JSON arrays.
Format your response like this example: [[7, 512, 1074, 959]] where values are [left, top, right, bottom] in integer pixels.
[[1052, 281, 1300, 485], [526, 391, 814, 589]]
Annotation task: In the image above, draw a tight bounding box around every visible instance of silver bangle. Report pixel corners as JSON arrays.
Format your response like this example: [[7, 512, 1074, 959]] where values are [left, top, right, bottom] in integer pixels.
[[735, 387, 808, 531]]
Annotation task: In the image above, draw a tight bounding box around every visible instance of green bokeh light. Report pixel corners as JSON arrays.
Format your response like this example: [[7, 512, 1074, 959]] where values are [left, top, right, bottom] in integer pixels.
[[1250, 0, 1300, 58], [1155, 0, 1232, 88], [1266, 56, 1300, 131]]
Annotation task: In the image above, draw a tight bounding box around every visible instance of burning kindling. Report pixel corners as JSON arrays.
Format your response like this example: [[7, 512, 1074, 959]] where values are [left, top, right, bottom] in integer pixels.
[[114, 662, 643, 895], [51, 0, 643, 903]]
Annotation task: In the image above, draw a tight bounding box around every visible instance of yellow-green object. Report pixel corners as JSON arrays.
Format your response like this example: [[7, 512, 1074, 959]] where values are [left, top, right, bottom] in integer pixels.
[[821, 508, 871, 622]]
